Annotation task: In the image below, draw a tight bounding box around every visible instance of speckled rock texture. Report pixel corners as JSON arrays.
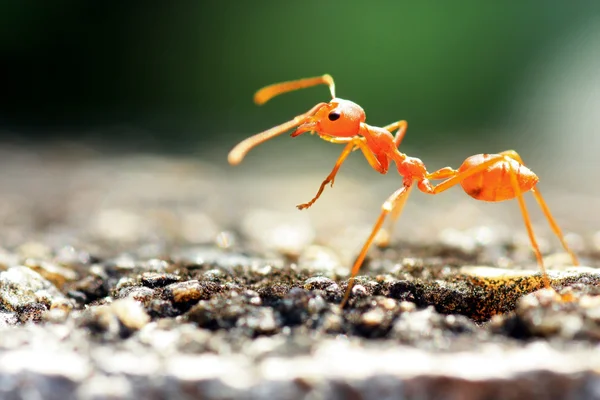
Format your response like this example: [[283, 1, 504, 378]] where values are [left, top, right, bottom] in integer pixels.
[[0, 148, 599, 399]]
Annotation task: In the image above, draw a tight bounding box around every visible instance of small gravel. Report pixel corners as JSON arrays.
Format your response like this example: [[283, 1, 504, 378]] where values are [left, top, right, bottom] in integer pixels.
[[0, 149, 597, 399]]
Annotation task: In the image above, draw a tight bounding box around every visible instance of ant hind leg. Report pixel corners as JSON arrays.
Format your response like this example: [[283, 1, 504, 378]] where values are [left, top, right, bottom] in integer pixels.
[[505, 157, 551, 289], [501, 150, 579, 266], [531, 188, 579, 266]]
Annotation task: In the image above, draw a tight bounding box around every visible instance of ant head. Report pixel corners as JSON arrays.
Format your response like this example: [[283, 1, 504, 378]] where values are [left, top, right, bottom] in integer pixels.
[[292, 98, 366, 138]]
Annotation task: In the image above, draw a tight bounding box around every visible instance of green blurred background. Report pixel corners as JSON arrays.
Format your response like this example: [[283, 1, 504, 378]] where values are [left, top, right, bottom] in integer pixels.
[[1, 2, 600, 167]]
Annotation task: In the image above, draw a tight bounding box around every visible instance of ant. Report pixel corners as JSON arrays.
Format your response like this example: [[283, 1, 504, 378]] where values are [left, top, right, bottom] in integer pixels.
[[228, 74, 580, 308]]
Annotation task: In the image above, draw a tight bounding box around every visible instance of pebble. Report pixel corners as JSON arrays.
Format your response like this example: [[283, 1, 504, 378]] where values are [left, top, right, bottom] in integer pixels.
[[378, 298, 398, 311], [116, 286, 156, 303], [82, 298, 150, 336], [351, 284, 368, 298], [325, 283, 340, 296], [0, 266, 70, 315], [321, 313, 343, 333], [164, 280, 205, 304], [398, 301, 416, 313], [115, 277, 136, 290], [239, 307, 277, 335], [203, 268, 227, 280], [391, 305, 478, 344], [307, 296, 327, 314], [141, 272, 180, 288], [0, 311, 18, 327], [360, 308, 385, 326], [303, 276, 336, 291], [25, 260, 78, 289]]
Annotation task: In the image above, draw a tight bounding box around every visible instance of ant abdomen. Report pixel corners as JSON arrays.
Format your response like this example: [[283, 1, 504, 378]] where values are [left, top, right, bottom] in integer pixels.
[[458, 154, 539, 202]]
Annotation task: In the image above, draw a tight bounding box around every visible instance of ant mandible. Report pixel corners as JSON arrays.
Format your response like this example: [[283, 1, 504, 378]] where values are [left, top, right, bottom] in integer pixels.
[[228, 74, 580, 308]]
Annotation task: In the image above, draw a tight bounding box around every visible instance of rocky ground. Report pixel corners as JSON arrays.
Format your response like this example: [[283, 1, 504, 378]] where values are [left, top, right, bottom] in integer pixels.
[[0, 146, 599, 399]]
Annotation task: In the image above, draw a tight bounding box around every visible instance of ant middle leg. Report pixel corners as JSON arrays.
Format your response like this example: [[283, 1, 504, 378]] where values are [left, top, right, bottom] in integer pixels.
[[379, 184, 413, 247], [341, 184, 413, 307], [382, 120, 408, 148]]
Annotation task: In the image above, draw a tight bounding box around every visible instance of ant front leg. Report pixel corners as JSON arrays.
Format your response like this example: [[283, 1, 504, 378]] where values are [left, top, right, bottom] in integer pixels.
[[296, 140, 355, 210], [297, 136, 386, 210]]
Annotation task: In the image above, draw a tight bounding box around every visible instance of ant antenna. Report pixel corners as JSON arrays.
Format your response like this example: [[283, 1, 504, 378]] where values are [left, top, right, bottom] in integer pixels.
[[254, 74, 335, 105]]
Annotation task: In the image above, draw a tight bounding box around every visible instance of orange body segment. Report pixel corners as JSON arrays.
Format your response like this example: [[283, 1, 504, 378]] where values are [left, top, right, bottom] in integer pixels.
[[458, 154, 539, 202]]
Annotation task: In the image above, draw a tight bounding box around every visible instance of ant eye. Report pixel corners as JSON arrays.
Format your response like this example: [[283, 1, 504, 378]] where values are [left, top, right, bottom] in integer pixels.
[[328, 111, 341, 121]]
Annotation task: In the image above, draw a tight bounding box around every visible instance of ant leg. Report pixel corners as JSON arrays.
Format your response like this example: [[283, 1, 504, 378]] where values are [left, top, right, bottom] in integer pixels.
[[254, 74, 335, 105], [298, 137, 386, 210], [297, 141, 355, 210], [382, 120, 408, 148], [228, 102, 327, 165], [380, 184, 413, 247], [323, 136, 388, 174], [426, 167, 457, 180], [499, 149, 524, 164], [501, 150, 579, 266], [505, 160, 551, 289], [531, 187, 579, 266], [424, 155, 510, 195], [341, 184, 413, 307]]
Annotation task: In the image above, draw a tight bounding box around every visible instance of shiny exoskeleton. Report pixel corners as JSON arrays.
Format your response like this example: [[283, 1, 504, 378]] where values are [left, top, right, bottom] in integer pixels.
[[228, 74, 580, 308]]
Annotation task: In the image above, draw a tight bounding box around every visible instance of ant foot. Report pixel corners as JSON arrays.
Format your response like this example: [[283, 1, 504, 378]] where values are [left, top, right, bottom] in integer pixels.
[[296, 202, 313, 210]]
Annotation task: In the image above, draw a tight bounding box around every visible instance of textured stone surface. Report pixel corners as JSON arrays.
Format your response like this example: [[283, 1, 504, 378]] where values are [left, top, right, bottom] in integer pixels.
[[0, 149, 597, 399]]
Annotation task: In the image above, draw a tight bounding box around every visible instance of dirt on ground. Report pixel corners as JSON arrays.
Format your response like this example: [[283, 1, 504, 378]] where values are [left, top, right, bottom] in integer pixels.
[[0, 147, 599, 400]]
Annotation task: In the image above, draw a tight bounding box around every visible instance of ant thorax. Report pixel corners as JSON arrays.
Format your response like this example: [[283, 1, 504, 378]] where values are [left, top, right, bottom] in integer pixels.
[[396, 155, 427, 179]]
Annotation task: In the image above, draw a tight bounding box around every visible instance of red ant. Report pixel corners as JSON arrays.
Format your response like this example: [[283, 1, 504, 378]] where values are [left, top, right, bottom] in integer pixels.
[[228, 74, 580, 308]]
